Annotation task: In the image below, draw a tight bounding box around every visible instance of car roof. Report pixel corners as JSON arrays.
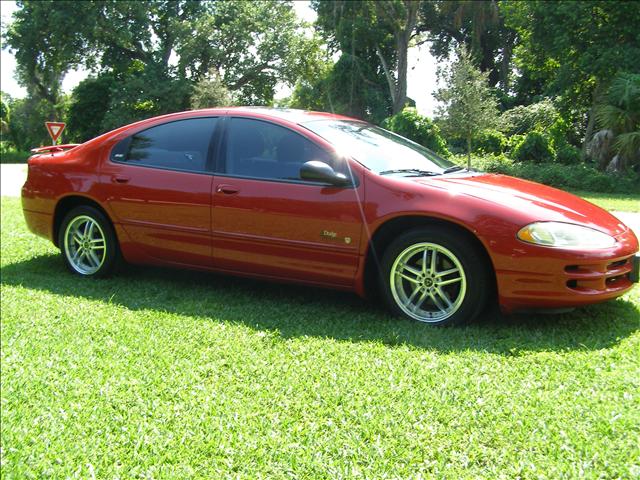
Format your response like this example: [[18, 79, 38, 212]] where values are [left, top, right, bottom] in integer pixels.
[[190, 106, 360, 125]]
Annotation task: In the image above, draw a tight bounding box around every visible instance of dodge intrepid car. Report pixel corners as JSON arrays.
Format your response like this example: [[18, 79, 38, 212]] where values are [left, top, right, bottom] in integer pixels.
[[22, 107, 639, 326]]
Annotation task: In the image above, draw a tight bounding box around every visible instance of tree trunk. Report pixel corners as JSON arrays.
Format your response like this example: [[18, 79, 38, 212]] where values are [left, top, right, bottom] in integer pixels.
[[467, 136, 472, 170], [376, 0, 418, 115]]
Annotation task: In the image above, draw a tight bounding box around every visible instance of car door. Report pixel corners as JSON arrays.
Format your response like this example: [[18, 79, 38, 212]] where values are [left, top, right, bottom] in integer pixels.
[[211, 116, 363, 287], [101, 117, 219, 267]]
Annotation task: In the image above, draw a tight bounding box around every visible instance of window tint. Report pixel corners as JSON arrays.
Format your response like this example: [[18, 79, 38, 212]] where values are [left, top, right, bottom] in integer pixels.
[[225, 117, 335, 181], [111, 117, 217, 172]]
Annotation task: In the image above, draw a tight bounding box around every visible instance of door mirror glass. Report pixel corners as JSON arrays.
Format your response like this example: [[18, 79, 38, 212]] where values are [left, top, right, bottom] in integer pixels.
[[300, 161, 351, 186]]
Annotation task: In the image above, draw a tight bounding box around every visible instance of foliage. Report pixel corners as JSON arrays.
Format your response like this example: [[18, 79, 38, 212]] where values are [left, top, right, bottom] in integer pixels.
[[499, 99, 559, 136], [512, 131, 556, 164], [419, 0, 517, 93], [312, 0, 394, 122], [455, 154, 640, 194], [435, 46, 499, 166], [2, 196, 640, 478], [595, 72, 640, 167], [502, 0, 640, 142], [66, 75, 116, 143], [191, 74, 233, 109], [181, 0, 323, 105], [2, 0, 89, 117], [0, 145, 30, 163], [102, 65, 193, 132], [5, 96, 65, 150], [555, 143, 581, 165], [382, 107, 449, 155], [0, 95, 10, 135], [473, 129, 507, 155]]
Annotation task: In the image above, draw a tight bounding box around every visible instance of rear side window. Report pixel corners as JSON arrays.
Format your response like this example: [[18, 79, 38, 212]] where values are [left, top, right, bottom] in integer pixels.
[[225, 117, 335, 180], [111, 117, 217, 172]]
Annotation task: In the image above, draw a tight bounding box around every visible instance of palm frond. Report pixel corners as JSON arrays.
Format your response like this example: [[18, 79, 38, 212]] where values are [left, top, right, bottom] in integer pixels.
[[613, 131, 640, 161]]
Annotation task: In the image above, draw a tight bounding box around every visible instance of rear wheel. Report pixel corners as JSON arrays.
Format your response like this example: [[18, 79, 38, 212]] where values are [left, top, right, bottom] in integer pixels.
[[58, 206, 119, 277], [380, 227, 489, 326]]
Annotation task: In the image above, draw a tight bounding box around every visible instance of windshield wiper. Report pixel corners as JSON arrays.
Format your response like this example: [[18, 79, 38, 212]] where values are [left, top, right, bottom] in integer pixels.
[[442, 165, 466, 174], [379, 168, 441, 177]]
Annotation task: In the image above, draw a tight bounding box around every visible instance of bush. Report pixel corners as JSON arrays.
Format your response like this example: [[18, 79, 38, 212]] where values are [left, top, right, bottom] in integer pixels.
[[451, 153, 639, 194], [500, 99, 559, 135], [382, 107, 450, 156], [512, 131, 556, 163], [555, 143, 581, 165], [0, 143, 30, 163], [191, 73, 233, 109], [473, 129, 507, 155], [507, 163, 639, 194], [67, 75, 116, 143]]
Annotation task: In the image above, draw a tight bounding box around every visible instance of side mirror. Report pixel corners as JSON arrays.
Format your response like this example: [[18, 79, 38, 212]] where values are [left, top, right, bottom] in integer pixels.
[[300, 161, 351, 187]]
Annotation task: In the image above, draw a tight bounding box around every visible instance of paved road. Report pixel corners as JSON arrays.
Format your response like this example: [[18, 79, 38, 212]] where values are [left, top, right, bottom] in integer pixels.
[[1, 164, 27, 198], [2, 163, 638, 237]]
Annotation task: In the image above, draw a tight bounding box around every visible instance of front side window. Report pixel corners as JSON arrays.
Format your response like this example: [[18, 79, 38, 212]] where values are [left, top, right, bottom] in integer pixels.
[[111, 117, 217, 173], [225, 117, 336, 181]]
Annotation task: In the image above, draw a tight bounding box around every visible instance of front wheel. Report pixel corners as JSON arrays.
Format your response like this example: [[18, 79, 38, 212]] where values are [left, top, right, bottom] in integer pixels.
[[380, 227, 490, 326], [58, 206, 119, 277]]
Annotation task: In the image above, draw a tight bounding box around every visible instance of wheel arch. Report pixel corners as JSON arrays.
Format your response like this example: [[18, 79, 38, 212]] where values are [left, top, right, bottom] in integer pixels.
[[362, 215, 497, 304], [53, 195, 114, 248]]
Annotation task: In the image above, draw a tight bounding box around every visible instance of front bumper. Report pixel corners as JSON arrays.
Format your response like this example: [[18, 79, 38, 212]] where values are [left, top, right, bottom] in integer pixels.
[[494, 229, 639, 313]]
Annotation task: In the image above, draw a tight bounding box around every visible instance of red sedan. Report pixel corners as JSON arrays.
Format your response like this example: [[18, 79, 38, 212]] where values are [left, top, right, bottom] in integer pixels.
[[21, 108, 639, 326]]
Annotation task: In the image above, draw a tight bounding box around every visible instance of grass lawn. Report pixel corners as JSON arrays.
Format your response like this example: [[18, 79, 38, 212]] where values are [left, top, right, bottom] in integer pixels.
[[571, 190, 640, 213], [1, 196, 639, 479]]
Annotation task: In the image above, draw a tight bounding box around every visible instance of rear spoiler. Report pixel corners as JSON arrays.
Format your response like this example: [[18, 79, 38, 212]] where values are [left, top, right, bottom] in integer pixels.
[[30, 144, 81, 154]]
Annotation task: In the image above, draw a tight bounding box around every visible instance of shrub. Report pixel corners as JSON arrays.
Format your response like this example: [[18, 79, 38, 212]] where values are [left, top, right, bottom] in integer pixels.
[[473, 129, 507, 155], [512, 131, 556, 164], [0, 146, 30, 163], [555, 143, 581, 165], [451, 153, 639, 194], [500, 99, 559, 135], [506, 134, 525, 155], [382, 107, 450, 156]]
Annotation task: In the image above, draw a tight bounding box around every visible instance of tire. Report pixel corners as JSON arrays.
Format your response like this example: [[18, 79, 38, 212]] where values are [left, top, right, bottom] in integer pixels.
[[379, 227, 490, 326], [58, 205, 119, 277]]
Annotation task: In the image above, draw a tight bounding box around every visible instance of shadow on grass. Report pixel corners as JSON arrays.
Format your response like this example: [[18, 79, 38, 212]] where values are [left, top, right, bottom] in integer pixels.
[[2, 253, 638, 354]]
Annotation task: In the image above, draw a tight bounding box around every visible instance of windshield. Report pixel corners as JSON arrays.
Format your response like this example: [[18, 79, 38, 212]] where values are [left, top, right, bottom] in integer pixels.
[[302, 120, 456, 175]]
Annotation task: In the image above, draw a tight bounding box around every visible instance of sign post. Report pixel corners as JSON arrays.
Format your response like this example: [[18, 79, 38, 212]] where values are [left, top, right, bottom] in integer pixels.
[[45, 122, 66, 145]]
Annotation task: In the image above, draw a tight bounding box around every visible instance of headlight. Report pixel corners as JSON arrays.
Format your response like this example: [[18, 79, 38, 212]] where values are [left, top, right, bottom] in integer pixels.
[[517, 222, 616, 249]]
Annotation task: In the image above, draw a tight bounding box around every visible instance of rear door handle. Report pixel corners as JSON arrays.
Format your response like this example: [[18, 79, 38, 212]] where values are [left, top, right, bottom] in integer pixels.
[[112, 175, 130, 184], [216, 184, 239, 194]]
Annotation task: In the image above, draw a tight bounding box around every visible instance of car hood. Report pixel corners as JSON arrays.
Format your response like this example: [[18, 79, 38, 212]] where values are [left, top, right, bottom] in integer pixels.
[[414, 173, 629, 237]]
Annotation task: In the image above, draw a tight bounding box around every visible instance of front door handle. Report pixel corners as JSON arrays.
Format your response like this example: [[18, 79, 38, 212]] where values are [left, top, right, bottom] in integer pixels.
[[112, 175, 130, 184], [216, 184, 239, 194]]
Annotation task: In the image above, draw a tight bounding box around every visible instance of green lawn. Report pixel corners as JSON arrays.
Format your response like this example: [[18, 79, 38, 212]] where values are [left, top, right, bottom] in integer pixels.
[[571, 190, 640, 213], [1, 196, 639, 479]]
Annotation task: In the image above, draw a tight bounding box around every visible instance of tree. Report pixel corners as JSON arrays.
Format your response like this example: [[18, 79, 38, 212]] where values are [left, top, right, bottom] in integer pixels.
[[191, 73, 233, 109], [3, 1, 90, 119], [0, 94, 10, 135], [502, 1, 640, 154], [382, 107, 449, 155], [594, 73, 640, 170], [373, 1, 420, 114], [4, 0, 324, 140], [179, 0, 323, 105], [418, 1, 516, 94], [435, 47, 499, 168], [313, 0, 422, 117], [66, 75, 116, 143]]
